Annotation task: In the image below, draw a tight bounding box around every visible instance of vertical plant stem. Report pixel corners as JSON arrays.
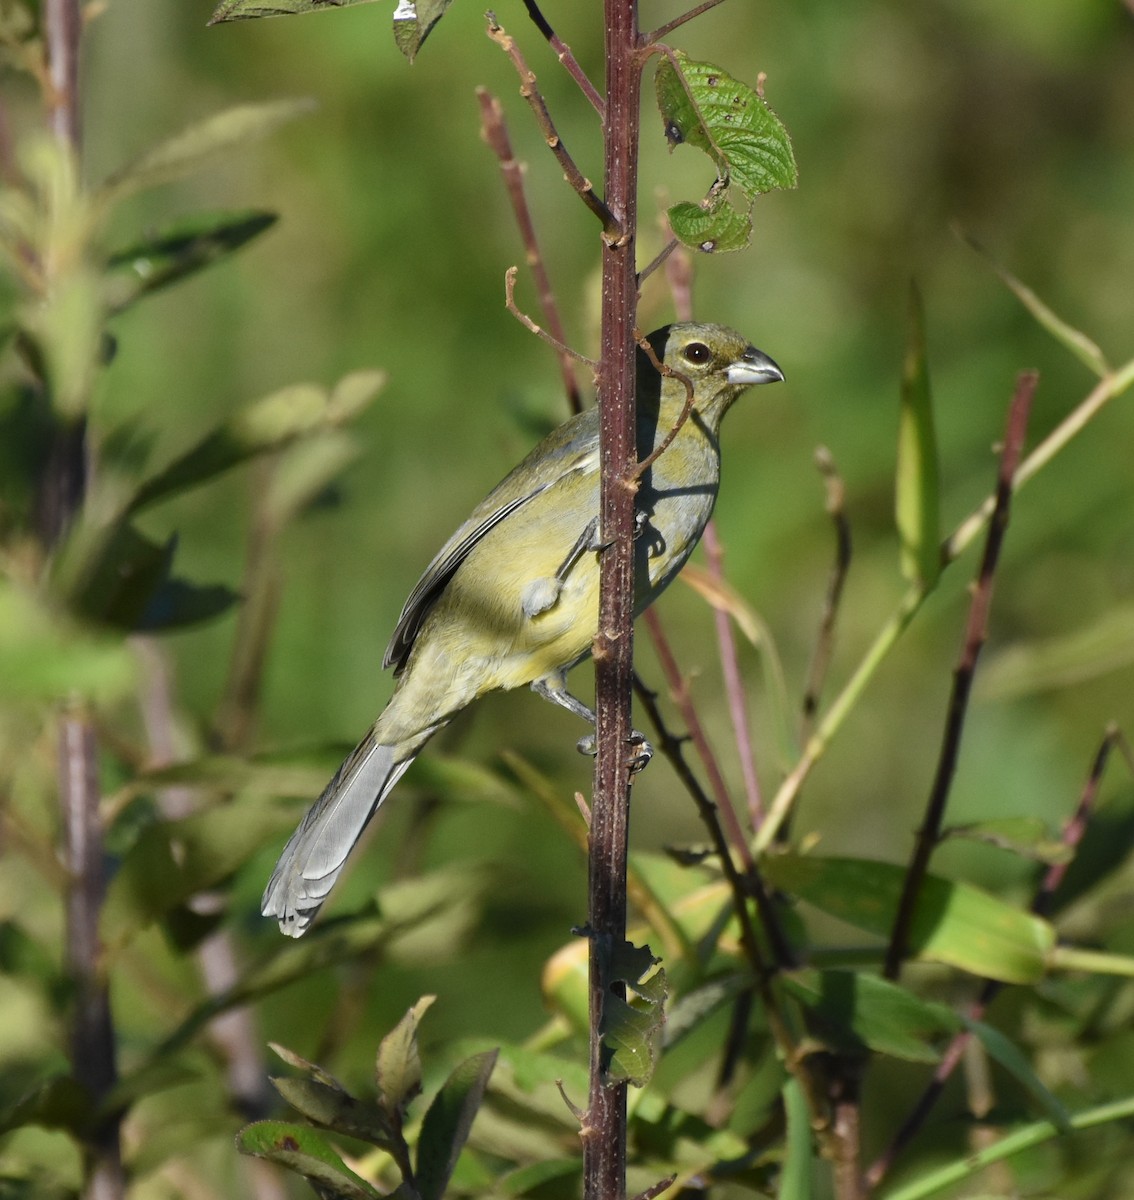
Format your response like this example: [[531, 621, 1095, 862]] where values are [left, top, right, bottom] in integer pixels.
[[585, 4, 640, 1199]]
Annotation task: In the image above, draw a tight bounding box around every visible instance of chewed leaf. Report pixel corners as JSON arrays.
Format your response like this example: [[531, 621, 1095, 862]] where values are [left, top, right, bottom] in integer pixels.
[[656, 51, 796, 253], [392, 0, 455, 62], [210, 0, 383, 24], [599, 939, 668, 1087]]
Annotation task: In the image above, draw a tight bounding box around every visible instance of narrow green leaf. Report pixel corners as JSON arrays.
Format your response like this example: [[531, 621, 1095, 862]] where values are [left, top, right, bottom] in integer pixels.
[[392, 0, 455, 62], [762, 855, 1055, 984], [210, 0, 383, 23], [271, 1076, 397, 1150], [896, 283, 941, 590], [105, 210, 277, 313], [964, 1018, 1070, 1131], [100, 99, 316, 203], [961, 230, 1110, 377], [777, 1078, 812, 1200], [1048, 945, 1134, 977], [270, 1042, 344, 1089], [415, 1049, 498, 1200], [944, 817, 1071, 865], [783, 968, 959, 1064], [236, 1120, 380, 1198], [497, 1159, 580, 1197], [376, 995, 435, 1119]]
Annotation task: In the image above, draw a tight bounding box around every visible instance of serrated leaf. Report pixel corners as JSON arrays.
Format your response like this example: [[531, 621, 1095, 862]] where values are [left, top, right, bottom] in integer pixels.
[[762, 855, 1055, 984], [656, 51, 796, 254], [415, 1049, 498, 1200], [237, 1120, 380, 1198], [392, 0, 454, 62], [210, 0, 383, 23], [783, 968, 959, 1064], [105, 210, 277, 313], [965, 1017, 1070, 1132], [376, 995, 435, 1119], [101, 100, 316, 202], [896, 283, 941, 590], [271, 1076, 397, 1150]]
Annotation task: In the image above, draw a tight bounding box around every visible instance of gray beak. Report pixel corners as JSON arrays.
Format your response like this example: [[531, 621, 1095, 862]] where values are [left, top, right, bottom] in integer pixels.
[[726, 346, 784, 386]]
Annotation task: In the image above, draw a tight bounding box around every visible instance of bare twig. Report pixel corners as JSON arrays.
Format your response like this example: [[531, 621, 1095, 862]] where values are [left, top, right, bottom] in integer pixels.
[[504, 266, 597, 369], [703, 523, 765, 827], [638, 236, 679, 288], [643, 0, 730, 46], [486, 14, 621, 239], [478, 88, 584, 414], [883, 370, 1038, 980], [865, 723, 1124, 1189], [627, 332, 695, 480], [801, 446, 851, 744], [519, 0, 605, 116]]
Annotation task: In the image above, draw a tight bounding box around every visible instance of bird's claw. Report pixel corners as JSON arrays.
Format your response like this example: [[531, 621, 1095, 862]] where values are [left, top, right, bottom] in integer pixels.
[[575, 730, 653, 773]]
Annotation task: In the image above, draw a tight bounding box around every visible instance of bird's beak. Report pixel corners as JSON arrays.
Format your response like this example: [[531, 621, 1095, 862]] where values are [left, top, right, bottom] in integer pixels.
[[727, 346, 784, 386]]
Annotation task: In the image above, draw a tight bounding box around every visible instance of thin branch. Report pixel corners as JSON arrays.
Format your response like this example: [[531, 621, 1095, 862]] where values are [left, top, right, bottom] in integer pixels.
[[865, 723, 1124, 1190], [626, 332, 695, 480], [504, 266, 596, 369], [477, 88, 584, 414], [703, 522, 765, 828], [643, 0, 730, 46], [519, 0, 605, 116], [638, 236, 679, 289], [45, 0, 82, 151], [486, 14, 621, 239], [801, 446, 851, 744], [883, 370, 1037, 980]]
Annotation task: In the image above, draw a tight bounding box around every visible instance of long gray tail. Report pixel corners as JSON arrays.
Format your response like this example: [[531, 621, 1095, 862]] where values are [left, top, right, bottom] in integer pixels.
[[262, 732, 414, 937]]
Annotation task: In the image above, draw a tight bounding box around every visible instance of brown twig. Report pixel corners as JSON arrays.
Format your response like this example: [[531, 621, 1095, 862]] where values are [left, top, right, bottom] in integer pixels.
[[504, 266, 597, 369], [883, 370, 1038, 981], [643, 0, 730, 45], [519, 0, 605, 117], [477, 88, 584, 414], [638, 236, 679, 288], [486, 14, 621, 240], [703, 523, 765, 828], [865, 723, 1124, 1190], [801, 446, 851, 744], [626, 332, 695, 481]]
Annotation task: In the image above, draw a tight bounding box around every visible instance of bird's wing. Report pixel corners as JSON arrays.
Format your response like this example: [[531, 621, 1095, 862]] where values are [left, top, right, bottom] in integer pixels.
[[383, 413, 600, 674]]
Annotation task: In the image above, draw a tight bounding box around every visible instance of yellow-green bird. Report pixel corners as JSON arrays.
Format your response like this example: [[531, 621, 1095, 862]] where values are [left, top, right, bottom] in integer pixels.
[[264, 322, 783, 935]]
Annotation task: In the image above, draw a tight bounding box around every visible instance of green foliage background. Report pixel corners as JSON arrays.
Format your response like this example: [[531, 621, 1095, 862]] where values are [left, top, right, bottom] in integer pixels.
[[3, 0, 1134, 1196]]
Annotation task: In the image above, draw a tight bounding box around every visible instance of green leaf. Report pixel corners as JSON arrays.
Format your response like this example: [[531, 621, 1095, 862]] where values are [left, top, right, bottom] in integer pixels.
[[101, 801, 287, 950], [964, 1018, 1070, 1131], [105, 210, 277, 313], [762, 855, 1055, 984], [237, 1120, 380, 1199], [497, 1159, 581, 1197], [271, 1076, 397, 1150], [392, 0, 456, 62], [129, 382, 332, 512], [376, 995, 435, 1120], [961, 229, 1110, 377], [777, 1078, 812, 1200], [944, 816, 1072, 865], [600, 940, 668, 1087], [0, 580, 136, 704], [783, 968, 959, 1064], [655, 51, 797, 253], [0, 1076, 92, 1137], [100, 99, 316, 203], [210, 0, 383, 23], [415, 1049, 498, 1200], [896, 282, 941, 590]]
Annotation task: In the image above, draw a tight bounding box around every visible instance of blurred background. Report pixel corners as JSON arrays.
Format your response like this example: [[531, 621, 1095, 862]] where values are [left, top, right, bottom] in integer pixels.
[[3, 0, 1134, 1194]]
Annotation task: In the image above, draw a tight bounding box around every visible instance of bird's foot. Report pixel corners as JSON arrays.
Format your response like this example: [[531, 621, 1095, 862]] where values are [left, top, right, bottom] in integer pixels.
[[575, 730, 653, 773]]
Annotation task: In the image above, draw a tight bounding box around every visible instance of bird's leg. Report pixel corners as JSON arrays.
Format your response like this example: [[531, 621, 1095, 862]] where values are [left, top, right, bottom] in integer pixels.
[[531, 671, 653, 772], [521, 517, 606, 618]]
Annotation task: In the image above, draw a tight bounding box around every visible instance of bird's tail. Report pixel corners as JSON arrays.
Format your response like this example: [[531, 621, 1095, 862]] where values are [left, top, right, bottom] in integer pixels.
[[262, 732, 414, 937]]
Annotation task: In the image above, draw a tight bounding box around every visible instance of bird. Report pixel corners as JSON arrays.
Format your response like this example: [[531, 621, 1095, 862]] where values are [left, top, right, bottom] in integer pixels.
[[263, 322, 783, 935]]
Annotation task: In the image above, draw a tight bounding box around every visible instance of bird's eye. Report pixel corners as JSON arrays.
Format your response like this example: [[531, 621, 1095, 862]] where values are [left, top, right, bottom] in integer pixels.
[[682, 341, 712, 365]]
